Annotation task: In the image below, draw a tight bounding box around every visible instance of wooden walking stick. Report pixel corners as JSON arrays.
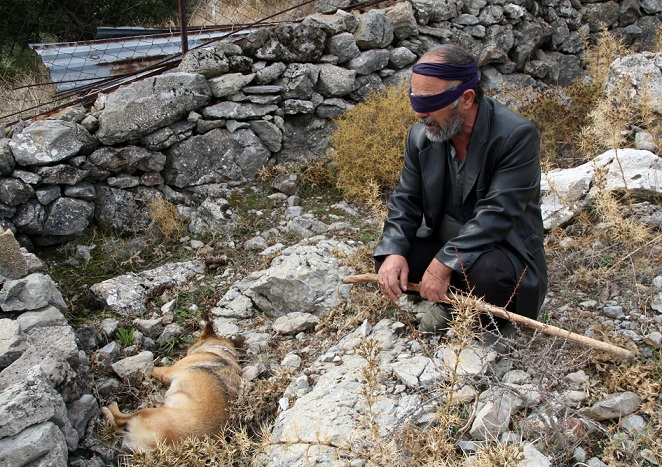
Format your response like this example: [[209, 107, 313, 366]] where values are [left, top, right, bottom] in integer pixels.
[[343, 273, 637, 360]]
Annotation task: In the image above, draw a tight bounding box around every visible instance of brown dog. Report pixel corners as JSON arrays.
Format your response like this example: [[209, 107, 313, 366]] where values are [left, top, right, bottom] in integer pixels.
[[102, 322, 244, 452]]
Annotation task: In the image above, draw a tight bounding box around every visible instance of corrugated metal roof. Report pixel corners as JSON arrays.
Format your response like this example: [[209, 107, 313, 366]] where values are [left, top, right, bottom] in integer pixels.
[[30, 28, 247, 91]]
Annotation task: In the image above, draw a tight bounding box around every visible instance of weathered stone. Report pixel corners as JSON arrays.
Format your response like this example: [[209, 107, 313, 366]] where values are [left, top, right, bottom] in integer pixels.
[[326, 32, 361, 64], [178, 43, 229, 78], [0, 139, 15, 175], [303, 10, 358, 35], [0, 203, 15, 220], [12, 200, 46, 235], [437, 346, 497, 377], [0, 319, 26, 370], [35, 165, 89, 185], [66, 394, 98, 439], [272, 173, 299, 196], [0, 273, 66, 312], [278, 115, 334, 162], [349, 73, 384, 101], [392, 354, 441, 388], [166, 127, 269, 187], [208, 73, 256, 98], [411, 0, 461, 23], [272, 312, 320, 335], [0, 422, 67, 467], [353, 10, 394, 50], [470, 388, 525, 440], [385, 1, 418, 39], [606, 52, 662, 114], [94, 186, 161, 233], [580, 391, 641, 421], [249, 120, 283, 153], [315, 0, 351, 14], [107, 174, 140, 189], [140, 171, 163, 187], [0, 178, 34, 206], [389, 47, 417, 68], [347, 49, 391, 75], [255, 62, 287, 85], [139, 120, 195, 151], [111, 351, 154, 381], [90, 260, 206, 315], [96, 73, 212, 145], [512, 20, 554, 69], [220, 239, 354, 317], [316, 98, 354, 118], [11, 169, 40, 185], [203, 101, 278, 120], [41, 197, 94, 237], [8, 120, 96, 167], [64, 182, 96, 200], [34, 186, 61, 206], [15, 306, 67, 332], [188, 197, 230, 235], [584, 1, 620, 32], [88, 146, 166, 174], [317, 64, 357, 97], [133, 318, 163, 338], [280, 99, 315, 115], [0, 229, 28, 279], [243, 24, 326, 63], [0, 376, 66, 438]]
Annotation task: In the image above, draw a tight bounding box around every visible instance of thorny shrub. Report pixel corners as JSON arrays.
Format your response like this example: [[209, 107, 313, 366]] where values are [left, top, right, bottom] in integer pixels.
[[329, 79, 417, 209]]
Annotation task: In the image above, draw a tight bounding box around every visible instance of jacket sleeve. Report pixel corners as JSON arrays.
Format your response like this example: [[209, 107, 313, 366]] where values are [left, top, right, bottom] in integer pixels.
[[436, 122, 541, 272], [373, 125, 426, 258]]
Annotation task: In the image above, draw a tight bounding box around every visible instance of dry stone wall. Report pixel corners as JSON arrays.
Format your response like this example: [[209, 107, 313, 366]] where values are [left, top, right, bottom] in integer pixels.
[[0, 0, 660, 248]]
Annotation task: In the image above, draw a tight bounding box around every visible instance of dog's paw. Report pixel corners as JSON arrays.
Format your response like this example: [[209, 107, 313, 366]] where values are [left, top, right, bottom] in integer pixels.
[[101, 405, 117, 428]]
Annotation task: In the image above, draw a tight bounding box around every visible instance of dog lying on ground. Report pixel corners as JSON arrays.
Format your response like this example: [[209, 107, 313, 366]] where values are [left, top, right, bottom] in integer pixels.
[[102, 321, 244, 452]]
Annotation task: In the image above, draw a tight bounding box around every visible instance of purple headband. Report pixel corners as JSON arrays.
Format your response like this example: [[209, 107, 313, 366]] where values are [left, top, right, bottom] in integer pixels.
[[409, 61, 479, 113]]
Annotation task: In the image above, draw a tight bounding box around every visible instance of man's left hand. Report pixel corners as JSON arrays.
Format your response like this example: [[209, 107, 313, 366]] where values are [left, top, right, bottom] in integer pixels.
[[420, 258, 452, 303]]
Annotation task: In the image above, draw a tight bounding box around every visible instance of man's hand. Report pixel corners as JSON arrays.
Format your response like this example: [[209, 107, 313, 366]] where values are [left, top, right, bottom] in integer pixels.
[[377, 254, 409, 301], [420, 258, 452, 303]]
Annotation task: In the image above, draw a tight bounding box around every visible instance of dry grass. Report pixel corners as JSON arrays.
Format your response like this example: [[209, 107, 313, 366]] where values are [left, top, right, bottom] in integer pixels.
[[583, 29, 629, 86], [146, 197, 187, 240], [329, 79, 417, 210], [188, 0, 315, 26], [126, 427, 263, 467], [0, 69, 57, 128], [579, 31, 662, 157], [514, 81, 603, 170]]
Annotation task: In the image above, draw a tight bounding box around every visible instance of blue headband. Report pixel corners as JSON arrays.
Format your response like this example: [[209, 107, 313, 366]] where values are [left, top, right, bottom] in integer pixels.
[[409, 61, 479, 113]]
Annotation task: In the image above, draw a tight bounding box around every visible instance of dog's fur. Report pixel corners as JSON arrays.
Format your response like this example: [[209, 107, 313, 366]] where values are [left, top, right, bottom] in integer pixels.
[[101, 322, 244, 452]]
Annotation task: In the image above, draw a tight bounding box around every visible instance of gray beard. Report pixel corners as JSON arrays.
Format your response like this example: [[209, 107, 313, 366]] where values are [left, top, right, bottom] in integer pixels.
[[422, 104, 465, 143]]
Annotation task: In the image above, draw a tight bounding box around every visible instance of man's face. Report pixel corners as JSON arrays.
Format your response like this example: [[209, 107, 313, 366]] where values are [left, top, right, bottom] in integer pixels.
[[410, 72, 466, 142]]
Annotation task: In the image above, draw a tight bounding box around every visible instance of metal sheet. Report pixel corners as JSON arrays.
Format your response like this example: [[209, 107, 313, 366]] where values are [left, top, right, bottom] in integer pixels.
[[30, 29, 245, 91]]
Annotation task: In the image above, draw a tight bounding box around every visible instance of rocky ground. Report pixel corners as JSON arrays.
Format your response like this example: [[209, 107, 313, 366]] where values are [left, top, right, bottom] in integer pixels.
[[22, 160, 658, 466]]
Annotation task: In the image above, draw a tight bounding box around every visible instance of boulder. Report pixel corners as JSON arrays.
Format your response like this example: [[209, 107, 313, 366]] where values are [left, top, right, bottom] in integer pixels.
[[95, 73, 212, 145], [8, 121, 96, 167]]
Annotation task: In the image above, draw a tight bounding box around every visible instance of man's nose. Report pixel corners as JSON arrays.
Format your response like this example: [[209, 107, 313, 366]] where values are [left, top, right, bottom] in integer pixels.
[[414, 110, 428, 119]]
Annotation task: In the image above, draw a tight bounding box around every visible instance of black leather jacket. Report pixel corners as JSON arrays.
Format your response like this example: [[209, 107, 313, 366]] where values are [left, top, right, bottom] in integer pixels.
[[375, 96, 547, 318]]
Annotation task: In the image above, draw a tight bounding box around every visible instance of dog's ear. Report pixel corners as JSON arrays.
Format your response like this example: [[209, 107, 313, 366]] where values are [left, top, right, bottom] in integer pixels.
[[200, 320, 217, 339]]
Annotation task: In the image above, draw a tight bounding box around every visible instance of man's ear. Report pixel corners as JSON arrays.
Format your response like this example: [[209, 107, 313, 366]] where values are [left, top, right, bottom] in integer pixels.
[[461, 89, 476, 108]]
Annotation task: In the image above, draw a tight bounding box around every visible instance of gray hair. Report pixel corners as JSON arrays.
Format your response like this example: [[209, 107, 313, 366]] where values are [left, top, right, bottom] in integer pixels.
[[419, 44, 484, 102]]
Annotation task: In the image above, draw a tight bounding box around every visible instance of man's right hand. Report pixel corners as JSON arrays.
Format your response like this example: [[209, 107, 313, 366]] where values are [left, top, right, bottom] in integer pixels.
[[377, 254, 409, 301]]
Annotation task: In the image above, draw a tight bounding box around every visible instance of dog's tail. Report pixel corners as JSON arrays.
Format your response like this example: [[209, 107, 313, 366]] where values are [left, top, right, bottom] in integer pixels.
[[102, 402, 133, 430]]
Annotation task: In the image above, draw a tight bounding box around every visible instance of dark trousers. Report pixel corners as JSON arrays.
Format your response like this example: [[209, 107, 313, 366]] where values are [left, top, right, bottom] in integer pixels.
[[375, 236, 520, 329]]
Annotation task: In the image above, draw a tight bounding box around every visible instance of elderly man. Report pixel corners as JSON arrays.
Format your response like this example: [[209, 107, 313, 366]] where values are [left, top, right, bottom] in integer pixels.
[[374, 44, 547, 338]]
